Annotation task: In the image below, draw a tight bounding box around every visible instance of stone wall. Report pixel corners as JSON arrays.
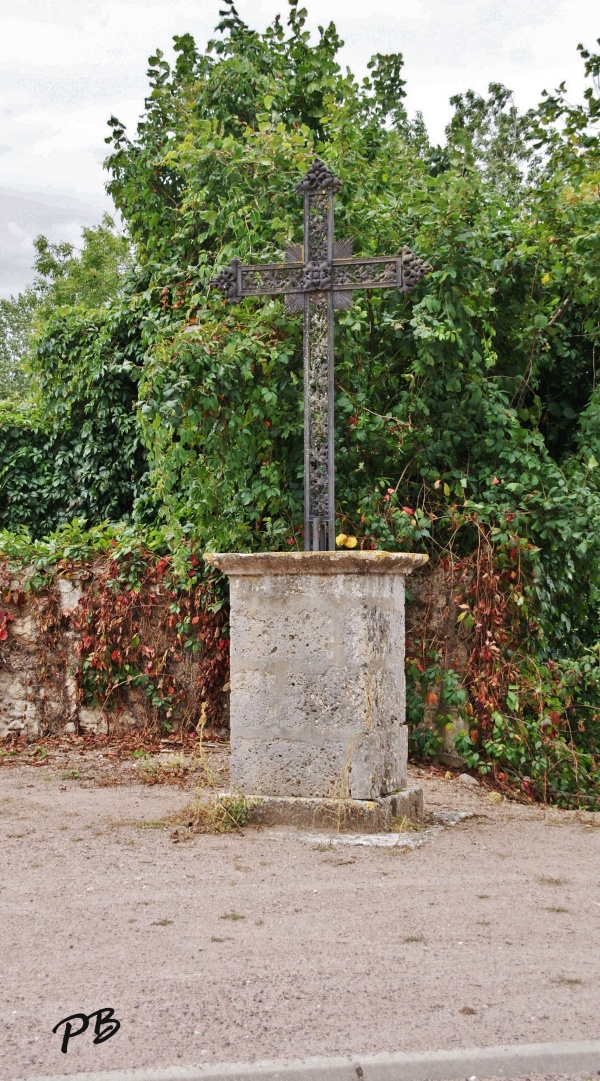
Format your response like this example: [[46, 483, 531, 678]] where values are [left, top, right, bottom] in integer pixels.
[[0, 573, 124, 740], [1, 576, 74, 740], [405, 561, 473, 765], [0, 567, 229, 742], [1, 558, 468, 747]]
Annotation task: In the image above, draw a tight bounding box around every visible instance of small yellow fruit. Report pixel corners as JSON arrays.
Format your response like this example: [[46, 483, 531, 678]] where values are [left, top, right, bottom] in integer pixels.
[[344, 536, 358, 549], [335, 533, 348, 546]]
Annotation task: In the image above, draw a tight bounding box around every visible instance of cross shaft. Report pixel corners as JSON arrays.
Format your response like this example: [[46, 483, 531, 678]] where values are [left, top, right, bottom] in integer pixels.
[[211, 159, 432, 551]]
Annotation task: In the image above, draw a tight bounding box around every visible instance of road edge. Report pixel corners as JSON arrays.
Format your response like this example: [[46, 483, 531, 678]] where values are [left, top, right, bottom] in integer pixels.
[[14, 1038, 600, 1081]]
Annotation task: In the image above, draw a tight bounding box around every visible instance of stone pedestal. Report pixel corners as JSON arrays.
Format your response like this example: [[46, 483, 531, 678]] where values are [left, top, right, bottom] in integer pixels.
[[204, 551, 427, 807]]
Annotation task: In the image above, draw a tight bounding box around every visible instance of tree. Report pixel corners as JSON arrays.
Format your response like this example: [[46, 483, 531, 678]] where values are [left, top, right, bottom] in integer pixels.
[[0, 290, 38, 398], [32, 214, 132, 311], [1, 2, 599, 802], [0, 217, 142, 532], [0, 215, 132, 401]]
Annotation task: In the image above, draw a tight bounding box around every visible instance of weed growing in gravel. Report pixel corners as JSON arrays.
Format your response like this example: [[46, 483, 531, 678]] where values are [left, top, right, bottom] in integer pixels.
[[28, 747, 48, 760], [404, 934, 426, 943], [169, 793, 253, 838], [220, 912, 245, 921], [553, 976, 582, 986], [135, 753, 187, 785], [390, 815, 423, 833], [538, 875, 568, 886]]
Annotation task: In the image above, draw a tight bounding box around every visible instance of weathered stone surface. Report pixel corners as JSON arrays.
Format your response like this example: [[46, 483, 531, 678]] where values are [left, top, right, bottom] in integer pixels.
[[115, 709, 138, 730], [205, 550, 427, 576], [11, 614, 37, 644], [207, 551, 427, 800], [459, 772, 479, 786], [223, 786, 424, 831], [57, 577, 84, 614], [78, 708, 109, 734], [0, 671, 39, 739]]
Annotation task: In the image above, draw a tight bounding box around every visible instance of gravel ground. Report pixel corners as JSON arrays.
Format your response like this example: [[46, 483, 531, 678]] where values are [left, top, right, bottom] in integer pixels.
[[478, 1076, 599, 1081], [464, 1077, 598, 1081], [1, 744, 599, 1080]]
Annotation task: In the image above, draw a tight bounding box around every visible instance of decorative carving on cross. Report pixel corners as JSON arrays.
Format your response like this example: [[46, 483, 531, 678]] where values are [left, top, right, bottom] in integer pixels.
[[210, 158, 432, 551]]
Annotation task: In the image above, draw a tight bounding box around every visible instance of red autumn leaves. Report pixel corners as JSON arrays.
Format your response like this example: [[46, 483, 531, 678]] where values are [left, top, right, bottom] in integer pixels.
[[0, 589, 25, 641]]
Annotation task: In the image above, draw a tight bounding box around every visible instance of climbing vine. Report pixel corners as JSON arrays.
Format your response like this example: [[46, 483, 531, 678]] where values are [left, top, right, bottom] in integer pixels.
[[70, 549, 229, 732], [406, 518, 600, 808]]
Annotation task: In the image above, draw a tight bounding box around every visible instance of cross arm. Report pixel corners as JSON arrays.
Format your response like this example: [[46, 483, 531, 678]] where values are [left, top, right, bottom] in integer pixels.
[[210, 255, 305, 304], [331, 247, 432, 296], [211, 246, 432, 305]]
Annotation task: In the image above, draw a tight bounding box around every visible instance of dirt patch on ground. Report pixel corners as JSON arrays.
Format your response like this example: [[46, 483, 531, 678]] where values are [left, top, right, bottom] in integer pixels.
[[0, 732, 229, 791], [1, 746, 599, 1079]]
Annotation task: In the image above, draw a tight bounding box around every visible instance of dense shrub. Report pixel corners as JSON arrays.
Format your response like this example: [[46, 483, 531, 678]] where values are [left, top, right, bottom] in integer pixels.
[[0, 306, 146, 534], [1, 3, 599, 803]]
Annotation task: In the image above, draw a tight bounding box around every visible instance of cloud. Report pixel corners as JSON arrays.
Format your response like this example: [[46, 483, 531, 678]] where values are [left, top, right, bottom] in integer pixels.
[[0, 187, 108, 298]]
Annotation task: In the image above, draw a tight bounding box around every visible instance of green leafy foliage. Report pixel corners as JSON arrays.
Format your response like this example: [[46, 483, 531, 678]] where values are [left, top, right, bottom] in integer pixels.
[[0, 216, 142, 534], [0, 290, 38, 398], [0, 305, 146, 535], [0, 4, 599, 803], [32, 215, 132, 312], [0, 216, 132, 401]]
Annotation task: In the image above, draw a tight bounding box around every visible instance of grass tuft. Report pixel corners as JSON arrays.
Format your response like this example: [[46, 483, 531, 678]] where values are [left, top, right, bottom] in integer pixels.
[[390, 815, 421, 833], [135, 753, 187, 785], [170, 793, 253, 837]]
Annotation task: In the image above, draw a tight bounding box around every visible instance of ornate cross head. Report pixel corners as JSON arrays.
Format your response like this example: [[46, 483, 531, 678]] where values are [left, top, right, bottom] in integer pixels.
[[209, 159, 432, 551]]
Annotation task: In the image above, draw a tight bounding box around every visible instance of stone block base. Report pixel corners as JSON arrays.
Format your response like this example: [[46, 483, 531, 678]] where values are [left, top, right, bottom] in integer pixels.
[[232, 786, 423, 832], [204, 551, 427, 800]]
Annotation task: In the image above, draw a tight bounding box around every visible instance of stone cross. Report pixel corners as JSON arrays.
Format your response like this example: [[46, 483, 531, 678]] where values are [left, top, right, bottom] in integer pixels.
[[210, 158, 432, 551]]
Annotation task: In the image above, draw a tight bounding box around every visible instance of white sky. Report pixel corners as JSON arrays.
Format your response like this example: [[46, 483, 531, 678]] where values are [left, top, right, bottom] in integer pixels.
[[1, 0, 598, 297]]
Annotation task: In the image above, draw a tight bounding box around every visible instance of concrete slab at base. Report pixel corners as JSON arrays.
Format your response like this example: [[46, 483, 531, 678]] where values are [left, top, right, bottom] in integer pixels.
[[228, 787, 423, 831]]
